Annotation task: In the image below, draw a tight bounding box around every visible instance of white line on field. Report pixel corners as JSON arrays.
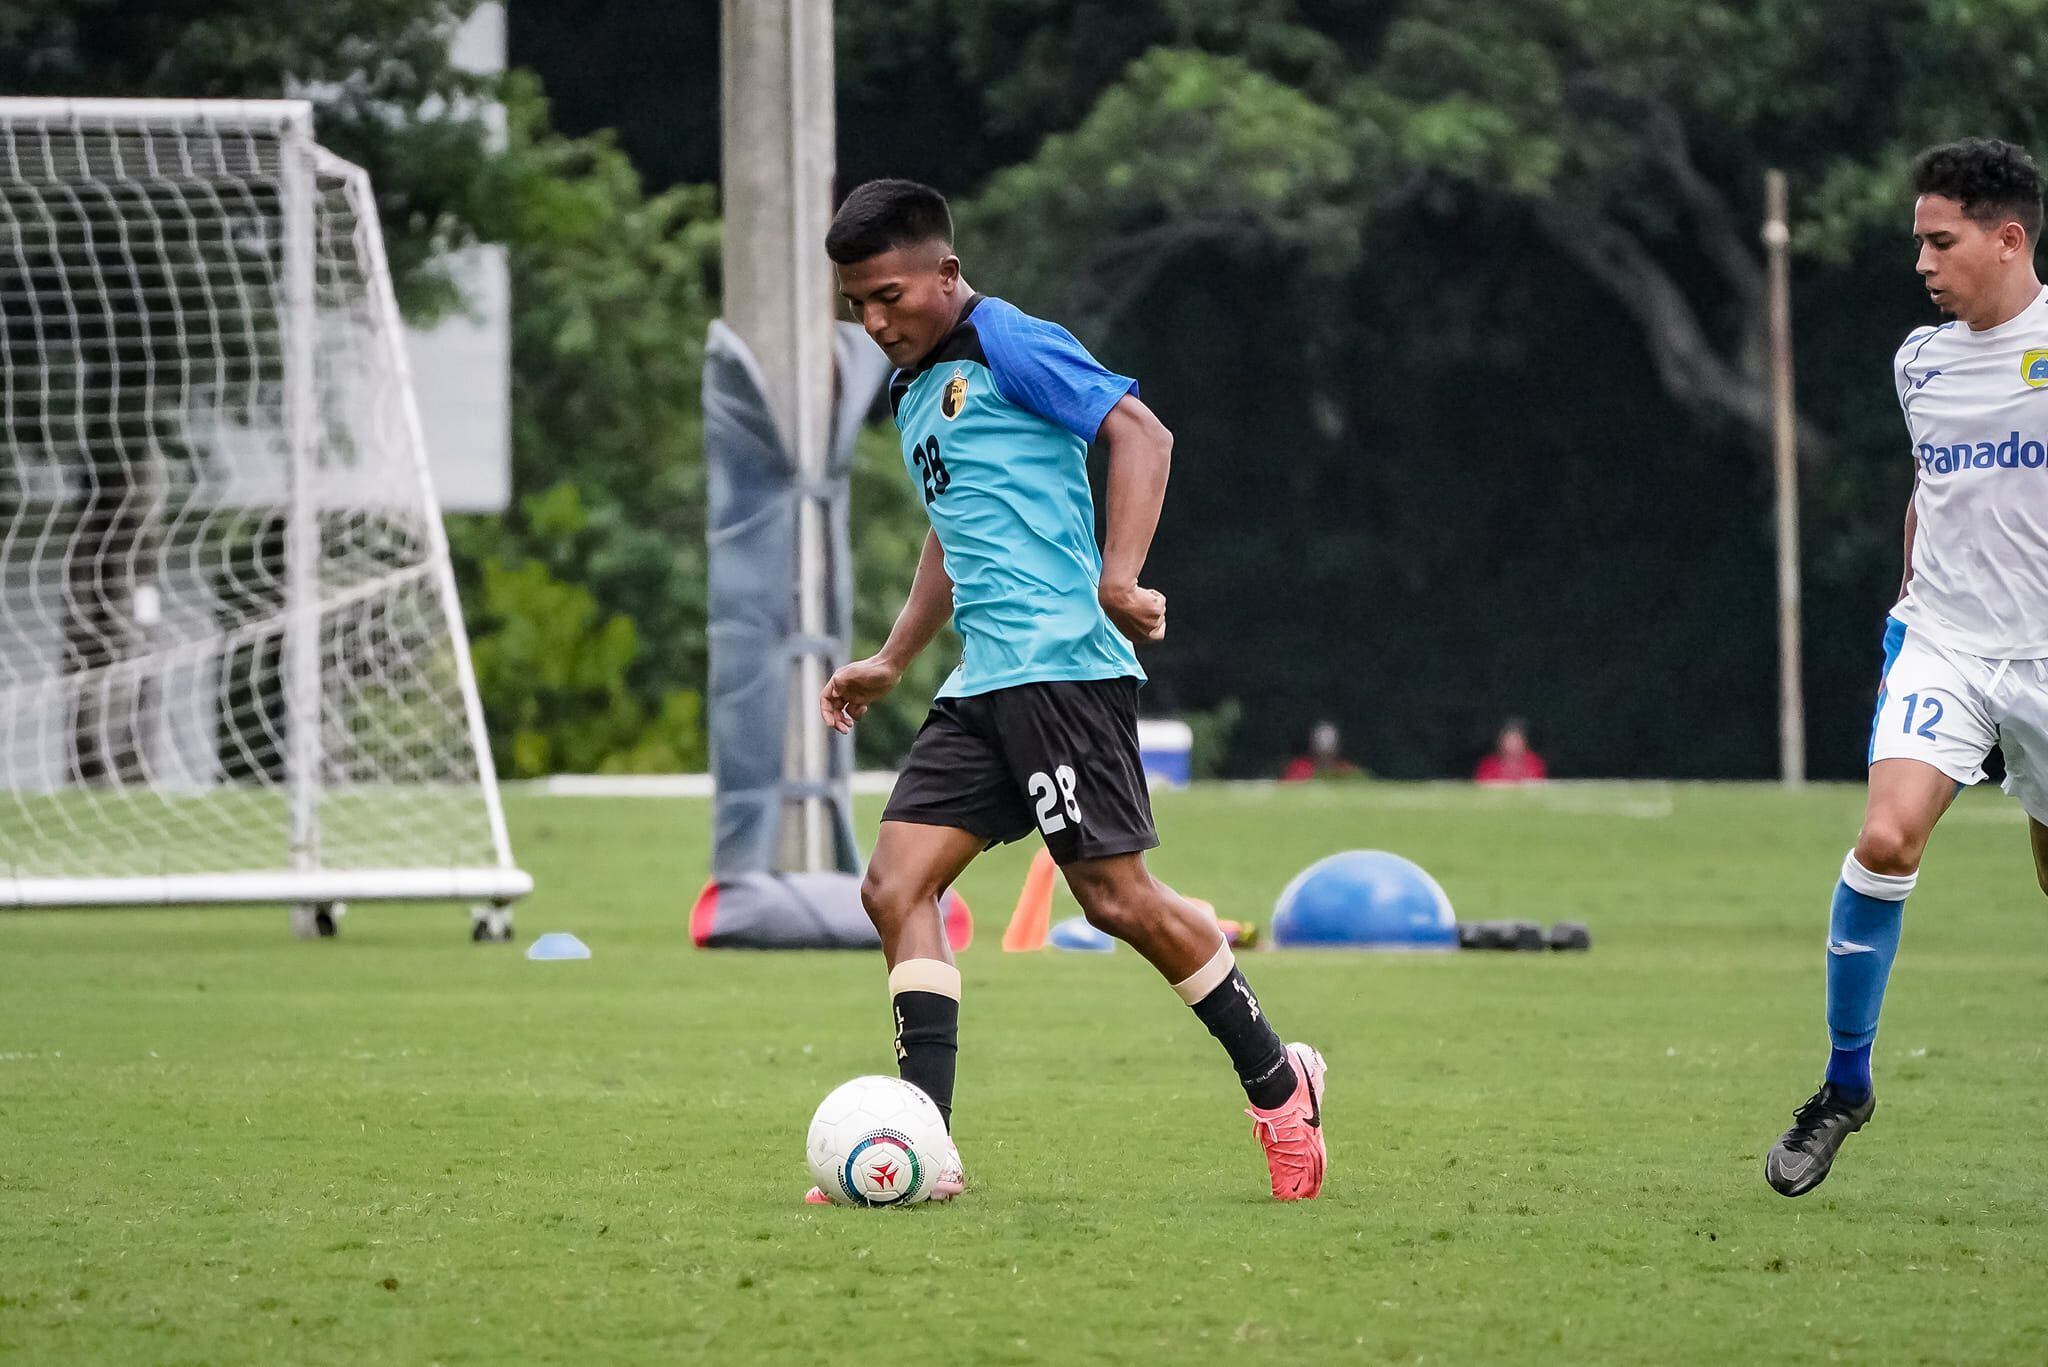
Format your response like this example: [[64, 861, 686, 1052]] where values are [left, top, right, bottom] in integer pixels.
[[1204, 780, 1678, 820], [516, 774, 1685, 817], [520, 772, 899, 798]]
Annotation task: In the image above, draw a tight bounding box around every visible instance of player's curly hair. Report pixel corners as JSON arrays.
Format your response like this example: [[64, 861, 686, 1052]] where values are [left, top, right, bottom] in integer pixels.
[[1911, 138, 2044, 242], [825, 179, 953, 265]]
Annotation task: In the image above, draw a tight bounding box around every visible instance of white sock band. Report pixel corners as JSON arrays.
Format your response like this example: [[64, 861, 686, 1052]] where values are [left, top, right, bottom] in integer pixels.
[[887, 958, 961, 1001], [1170, 941, 1235, 1005], [1841, 851, 1917, 902]]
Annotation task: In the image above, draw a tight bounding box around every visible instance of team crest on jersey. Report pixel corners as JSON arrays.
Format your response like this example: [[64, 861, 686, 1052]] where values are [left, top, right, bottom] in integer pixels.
[[941, 370, 968, 420], [2024, 349, 2048, 388]]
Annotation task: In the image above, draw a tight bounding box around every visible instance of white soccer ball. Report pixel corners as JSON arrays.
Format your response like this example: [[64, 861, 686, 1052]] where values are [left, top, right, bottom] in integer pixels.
[[805, 1075, 950, 1207]]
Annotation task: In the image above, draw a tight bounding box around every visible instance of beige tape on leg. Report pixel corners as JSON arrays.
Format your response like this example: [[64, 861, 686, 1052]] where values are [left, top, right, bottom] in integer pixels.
[[887, 958, 962, 1001], [1170, 941, 1235, 1005]]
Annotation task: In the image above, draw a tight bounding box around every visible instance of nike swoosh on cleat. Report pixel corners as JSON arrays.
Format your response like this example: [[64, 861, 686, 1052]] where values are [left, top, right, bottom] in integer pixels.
[[1827, 940, 1876, 956]]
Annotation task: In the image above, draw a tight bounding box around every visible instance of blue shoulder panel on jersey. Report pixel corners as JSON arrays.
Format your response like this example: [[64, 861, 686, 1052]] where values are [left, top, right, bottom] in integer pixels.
[[973, 297, 1138, 442]]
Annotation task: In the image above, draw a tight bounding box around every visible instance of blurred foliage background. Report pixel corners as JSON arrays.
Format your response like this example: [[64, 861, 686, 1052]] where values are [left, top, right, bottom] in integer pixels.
[[15, 0, 2041, 777]]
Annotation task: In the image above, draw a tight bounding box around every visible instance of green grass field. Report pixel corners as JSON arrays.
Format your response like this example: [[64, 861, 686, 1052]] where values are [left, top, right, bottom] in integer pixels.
[[5, 782, 2048, 1365]]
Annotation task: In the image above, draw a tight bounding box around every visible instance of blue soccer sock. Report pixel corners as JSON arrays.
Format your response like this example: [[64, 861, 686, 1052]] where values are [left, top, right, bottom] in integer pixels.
[[1823, 851, 1914, 1098]]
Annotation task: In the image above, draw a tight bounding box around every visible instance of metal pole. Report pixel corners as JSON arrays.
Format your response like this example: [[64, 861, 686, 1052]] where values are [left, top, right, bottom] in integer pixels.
[[786, 1, 830, 872], [1764, 169, 1806, 787], [337, 145, 524, 896], [280, 127, 323, 915], [721, 0, 836, 871]]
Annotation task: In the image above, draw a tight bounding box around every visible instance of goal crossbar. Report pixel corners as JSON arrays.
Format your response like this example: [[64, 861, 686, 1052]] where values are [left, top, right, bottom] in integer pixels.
[[0, 96, 313, 128]]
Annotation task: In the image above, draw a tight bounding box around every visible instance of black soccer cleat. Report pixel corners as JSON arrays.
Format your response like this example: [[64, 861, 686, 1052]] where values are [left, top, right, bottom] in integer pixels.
[[1765, 1082, 1875, 1197]]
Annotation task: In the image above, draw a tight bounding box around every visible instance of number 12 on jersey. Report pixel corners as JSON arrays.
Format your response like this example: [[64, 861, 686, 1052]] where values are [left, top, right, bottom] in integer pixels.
[[1900, 692, 1944, 741]]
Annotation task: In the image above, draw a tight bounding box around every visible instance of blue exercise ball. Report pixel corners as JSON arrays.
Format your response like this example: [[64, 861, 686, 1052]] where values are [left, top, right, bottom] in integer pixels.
[[1272, 850, 1457, 949]]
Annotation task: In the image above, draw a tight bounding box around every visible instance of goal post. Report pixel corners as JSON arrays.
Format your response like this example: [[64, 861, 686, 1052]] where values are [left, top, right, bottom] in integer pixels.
[[0, 97, 529, 924]]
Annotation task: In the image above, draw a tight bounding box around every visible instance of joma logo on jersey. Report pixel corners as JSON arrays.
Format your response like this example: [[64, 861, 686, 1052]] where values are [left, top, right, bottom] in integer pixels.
[[941, 371, 968, 420], [2024, 350, 2048, 388], [1917, 430, 2048, 475]]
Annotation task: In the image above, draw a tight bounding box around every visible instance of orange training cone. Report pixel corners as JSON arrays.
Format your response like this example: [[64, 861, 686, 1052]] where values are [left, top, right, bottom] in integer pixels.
[[1002, 847, 1058, 951]]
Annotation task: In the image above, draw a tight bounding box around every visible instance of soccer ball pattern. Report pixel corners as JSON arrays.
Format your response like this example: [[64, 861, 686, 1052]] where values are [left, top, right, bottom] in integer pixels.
[[805, 1076, 950, 1207]]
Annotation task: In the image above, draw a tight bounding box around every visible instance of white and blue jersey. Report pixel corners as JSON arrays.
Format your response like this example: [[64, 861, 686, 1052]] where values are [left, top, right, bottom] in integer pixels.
[[889, 294, 1144, 699], [1870, 286, 2048, 821], [1892, 285, 2048, 658]]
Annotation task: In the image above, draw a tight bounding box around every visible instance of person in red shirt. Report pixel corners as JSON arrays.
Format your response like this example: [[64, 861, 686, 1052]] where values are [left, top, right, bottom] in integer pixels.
[[1474, 718, 1548, 785], [1281, 720, 1359, 782]]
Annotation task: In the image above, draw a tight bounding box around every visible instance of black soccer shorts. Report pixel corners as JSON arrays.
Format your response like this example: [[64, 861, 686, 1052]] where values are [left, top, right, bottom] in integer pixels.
[[880, 677, 1159, 865]]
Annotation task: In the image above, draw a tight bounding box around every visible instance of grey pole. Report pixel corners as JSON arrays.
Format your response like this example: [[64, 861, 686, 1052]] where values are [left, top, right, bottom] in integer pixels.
[[1764, 169, 1806, 788], [721, 0, 837, 870], [280, 119, 326, 933]]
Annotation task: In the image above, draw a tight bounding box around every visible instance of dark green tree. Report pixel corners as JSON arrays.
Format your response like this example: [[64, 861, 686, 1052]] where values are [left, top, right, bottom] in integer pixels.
[[930, 1, 2048, 776]]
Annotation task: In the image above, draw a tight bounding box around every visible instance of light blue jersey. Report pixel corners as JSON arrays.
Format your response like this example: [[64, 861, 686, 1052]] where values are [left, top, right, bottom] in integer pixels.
[[888, 294, 1145, 698]]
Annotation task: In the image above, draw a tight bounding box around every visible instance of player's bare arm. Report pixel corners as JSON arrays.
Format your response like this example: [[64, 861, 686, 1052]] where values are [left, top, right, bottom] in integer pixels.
[[1096, 393, 1173, 644], [820, 529, 952, 734]]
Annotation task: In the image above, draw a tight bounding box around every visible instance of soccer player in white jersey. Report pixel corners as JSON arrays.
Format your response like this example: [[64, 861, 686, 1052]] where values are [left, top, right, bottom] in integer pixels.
[[1766, 138, 2048, 1197]]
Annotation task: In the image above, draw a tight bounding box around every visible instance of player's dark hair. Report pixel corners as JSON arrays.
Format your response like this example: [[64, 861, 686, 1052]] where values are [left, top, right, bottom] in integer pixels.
[[1911, 138, 2044, 243], [825, 179, 953, 264]]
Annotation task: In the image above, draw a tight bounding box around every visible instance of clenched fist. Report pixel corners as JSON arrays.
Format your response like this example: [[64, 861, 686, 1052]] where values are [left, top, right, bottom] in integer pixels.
[[819, 655, 904, 734], [1100, 581, 1167, 644]]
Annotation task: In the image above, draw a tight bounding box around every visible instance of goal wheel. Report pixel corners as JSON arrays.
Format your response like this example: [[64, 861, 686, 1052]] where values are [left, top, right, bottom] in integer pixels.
[[290, 901, 345, 939], [470, 904, 515, 943]]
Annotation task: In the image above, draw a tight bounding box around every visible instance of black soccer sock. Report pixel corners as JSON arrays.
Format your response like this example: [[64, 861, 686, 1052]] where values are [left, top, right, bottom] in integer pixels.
[[888, 959, 961, 1129], [1175, 946, 1294, 1111]]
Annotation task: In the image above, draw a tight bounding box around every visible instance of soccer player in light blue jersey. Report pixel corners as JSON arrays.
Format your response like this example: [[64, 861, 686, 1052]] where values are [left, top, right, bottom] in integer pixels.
[[811, 180, 1327, 1202], [1765, 140, 2048, 1196]]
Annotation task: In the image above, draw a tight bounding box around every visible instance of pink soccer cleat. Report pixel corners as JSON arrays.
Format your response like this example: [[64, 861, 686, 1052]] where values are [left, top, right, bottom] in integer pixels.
[[932, 1137, 966, 1200], [1246, 1043, 1327, 1200]]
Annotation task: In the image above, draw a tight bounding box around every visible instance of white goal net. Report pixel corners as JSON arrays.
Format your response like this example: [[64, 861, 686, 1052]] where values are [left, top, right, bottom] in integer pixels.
[[0, 98, 528, 913]]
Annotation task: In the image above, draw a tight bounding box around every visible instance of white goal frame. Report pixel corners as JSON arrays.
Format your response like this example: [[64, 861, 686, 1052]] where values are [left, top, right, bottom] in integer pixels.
[[0, 98, 529, 916]]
